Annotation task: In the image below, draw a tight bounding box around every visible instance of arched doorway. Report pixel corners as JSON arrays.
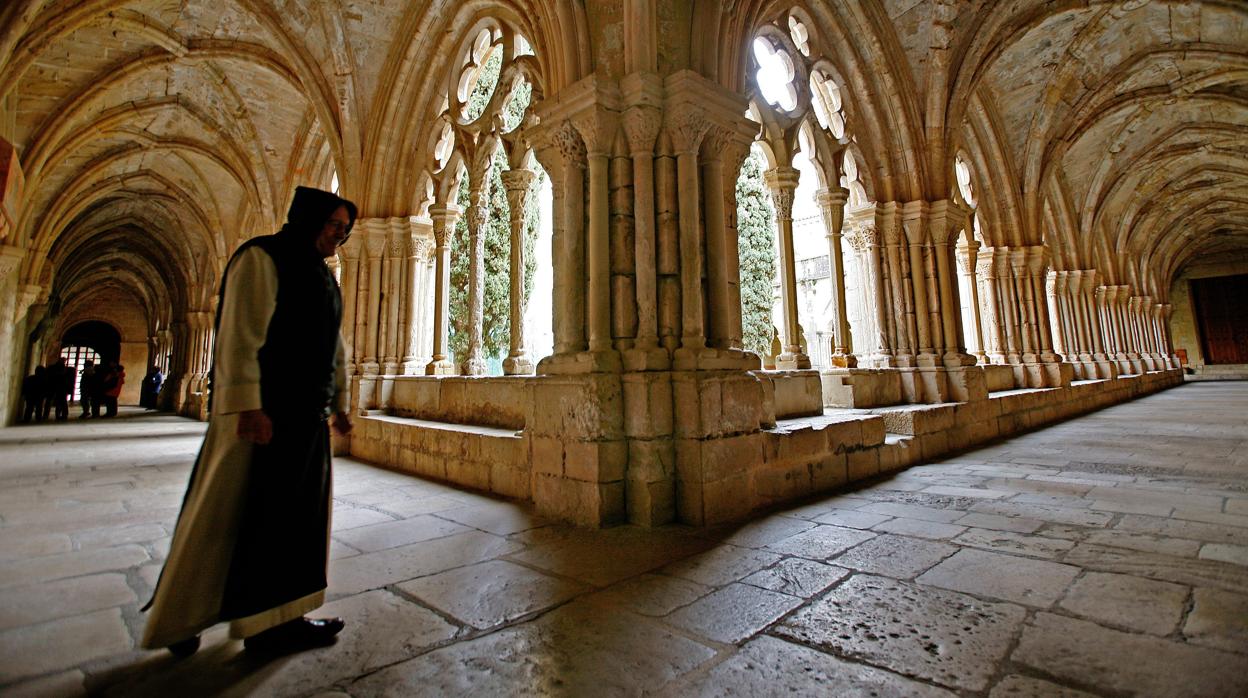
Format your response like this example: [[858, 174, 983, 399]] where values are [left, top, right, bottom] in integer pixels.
[[59, 321, 121, 403]]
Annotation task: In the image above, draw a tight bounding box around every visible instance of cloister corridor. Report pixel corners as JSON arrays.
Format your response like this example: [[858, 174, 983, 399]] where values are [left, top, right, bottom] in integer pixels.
[[0, 381, 1244, 697]]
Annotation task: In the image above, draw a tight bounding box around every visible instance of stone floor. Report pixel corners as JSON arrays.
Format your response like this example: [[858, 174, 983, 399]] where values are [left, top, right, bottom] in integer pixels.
[[1, 382, 1246, 697]]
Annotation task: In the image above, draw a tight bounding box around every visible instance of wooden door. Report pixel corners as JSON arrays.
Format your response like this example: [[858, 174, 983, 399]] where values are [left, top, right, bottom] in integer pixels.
[[1191, 273, 1248, 364]]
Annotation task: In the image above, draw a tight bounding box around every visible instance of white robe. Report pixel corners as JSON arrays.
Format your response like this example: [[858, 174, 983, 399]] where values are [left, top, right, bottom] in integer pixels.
[[142, 247, 347, 649]]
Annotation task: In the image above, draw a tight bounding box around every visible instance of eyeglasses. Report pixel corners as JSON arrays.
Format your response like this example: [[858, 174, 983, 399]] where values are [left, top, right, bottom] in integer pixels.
[[323, 220, 351, 245]]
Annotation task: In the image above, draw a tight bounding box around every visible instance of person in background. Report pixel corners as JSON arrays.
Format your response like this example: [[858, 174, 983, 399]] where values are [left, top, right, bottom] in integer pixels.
[[48, 358, 72, 421], [141, 365, 164, 410], [79, 360, 96, 418], [102, 362, 125, 417], [21, 366, 46, 423]]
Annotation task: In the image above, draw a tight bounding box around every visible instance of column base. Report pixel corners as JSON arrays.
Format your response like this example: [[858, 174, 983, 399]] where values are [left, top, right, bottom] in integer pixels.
[[424, 358, 456, 375], [622, 346, 672, 372], [674, 347, 760, 371], [821, 367, 903, 408], [829, 352, 858, 368], [1091, 354, 1119, 379], [537, 350, 622, 375], [381, 361, 400, 376], [775, 352, 812, 370], [502, 354, 535, 375], [402, 358, 430, 375]]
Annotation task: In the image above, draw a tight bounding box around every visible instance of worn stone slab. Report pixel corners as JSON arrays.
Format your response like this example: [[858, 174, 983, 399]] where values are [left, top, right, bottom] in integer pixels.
[[348, 601, 716, 696], [666, 582, 803, 643], [1116, 514, 1248, 546], [0, 532, 73, 561], [699, 516, 817, 548], [509, 529, 712, 588], [1184, 587, 1248, 654], [739, 558, 850, 597], [2, 669, 87, 698], [434, 504, 551, 536], [397, 559, 586, 629], [811, 508, 892, 529], [0, 609, 132, 684], [858, 501, 966, 523], [988, 675, 1098, 697], [0, 572, 136, 631], [773, 574, 1027, 691], [834, 534, 956, 579], [332, 515, 470, 553], [1199, 543, 1248, 567], [661, 544, 783, 587], [953, 512, 1044, 533], [952, 528, 1076, 559], [872, 517, 967, 540], [1013, 612, 1248, 696], [1058, 571, 1187, 635], [1064, 543, 1248, 595], [583, 574, 711, 617], [677, 636, 956, 697], [764, 524, 876, 560], [328, 530, 523, 596], [0, 545, 150, 590], [917, 549, 1079, 607]]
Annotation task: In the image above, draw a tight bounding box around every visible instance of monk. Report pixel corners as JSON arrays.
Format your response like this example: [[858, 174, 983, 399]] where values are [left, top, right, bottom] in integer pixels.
[[143, 186, 356, 656]]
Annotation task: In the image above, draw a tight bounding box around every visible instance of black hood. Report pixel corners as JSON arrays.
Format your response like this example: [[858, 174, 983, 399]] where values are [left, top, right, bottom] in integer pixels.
[[279, 186, 358, 243]]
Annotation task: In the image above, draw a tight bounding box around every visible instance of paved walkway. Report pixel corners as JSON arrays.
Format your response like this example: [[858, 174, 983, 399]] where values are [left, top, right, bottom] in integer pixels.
[[1, 383, 1246, 697]]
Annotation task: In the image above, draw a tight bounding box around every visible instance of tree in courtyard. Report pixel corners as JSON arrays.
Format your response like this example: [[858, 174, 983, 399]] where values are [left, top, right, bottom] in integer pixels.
[[736, 150, 778, 358], [448, 49, 541, 370]]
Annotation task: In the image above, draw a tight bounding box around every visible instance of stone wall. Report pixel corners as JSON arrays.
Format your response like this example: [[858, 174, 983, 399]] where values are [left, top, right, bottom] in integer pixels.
[[349, 367, 1183, 528]]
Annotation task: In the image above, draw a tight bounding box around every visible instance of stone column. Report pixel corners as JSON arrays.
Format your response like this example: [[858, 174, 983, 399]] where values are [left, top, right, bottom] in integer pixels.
[[701, 128, 741, 351], [879, 204, 912, 363], [764, 165, 809, 368], [858, 218, 894, 364], [425, 206, 459, 375], [403, 234, 432, 374], [929, 202, 971, 363], [1009, 249, 1036, 361], [501, 168, 537, 375], [977, 247, 1006, 363], [382, 223, 405, 376], [358, 220, 386, 377], [667, 105, 711, 355], [337, 235, 362, 375], [463, 165, 490, 376], [572, 108, 620, 355], [816, 186, 855, 367], [900, 207, 935, 361], [622, 104, 662, 354], [958, 238, 986, 362], [1047, 271, 1069, 357]]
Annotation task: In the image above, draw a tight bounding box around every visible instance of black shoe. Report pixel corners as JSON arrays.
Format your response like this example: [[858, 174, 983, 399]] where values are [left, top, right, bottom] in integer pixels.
[[244, 617, 345, 655], [168, 635, 201, 658]]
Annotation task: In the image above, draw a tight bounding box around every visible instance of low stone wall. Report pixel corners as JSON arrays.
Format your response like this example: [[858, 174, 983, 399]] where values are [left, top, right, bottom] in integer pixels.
[[348, 367, 1183, 528], [748, 369, 1184, 518], [388, 376, 530, 430]]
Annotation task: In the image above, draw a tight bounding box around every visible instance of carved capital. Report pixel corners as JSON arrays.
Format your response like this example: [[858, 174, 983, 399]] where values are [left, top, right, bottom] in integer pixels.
[[664, 103, 710, 155], [763, 166, 800, 220], [0, 245, 23, 276], [622, 105, 662, 156], [571, 107, 621, 156], [428, 206, 461, 247]]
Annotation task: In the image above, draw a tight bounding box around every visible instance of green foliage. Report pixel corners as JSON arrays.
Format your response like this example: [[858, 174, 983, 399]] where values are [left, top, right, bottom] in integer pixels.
[[736, 150, 778, 358], [447, 50, 543, 371]]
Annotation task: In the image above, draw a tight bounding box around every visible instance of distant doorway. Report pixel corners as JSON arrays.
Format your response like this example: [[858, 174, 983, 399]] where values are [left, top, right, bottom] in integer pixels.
[[60, 321, 121, 402], [1191, 273, 1248, 364]]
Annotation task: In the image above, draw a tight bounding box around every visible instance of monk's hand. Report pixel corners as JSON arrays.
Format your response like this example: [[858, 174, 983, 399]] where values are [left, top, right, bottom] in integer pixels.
[[332, 411, 353, 436], [237, 409, 273, 445]]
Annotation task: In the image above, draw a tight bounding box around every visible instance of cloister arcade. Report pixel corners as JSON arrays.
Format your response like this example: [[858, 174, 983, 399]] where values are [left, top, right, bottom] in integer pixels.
[[0, 1, 1244, 527]]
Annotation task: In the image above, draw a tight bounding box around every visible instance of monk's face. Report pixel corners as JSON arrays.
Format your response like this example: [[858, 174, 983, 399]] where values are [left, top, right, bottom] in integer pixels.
[[315, 205, 351, 258]]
